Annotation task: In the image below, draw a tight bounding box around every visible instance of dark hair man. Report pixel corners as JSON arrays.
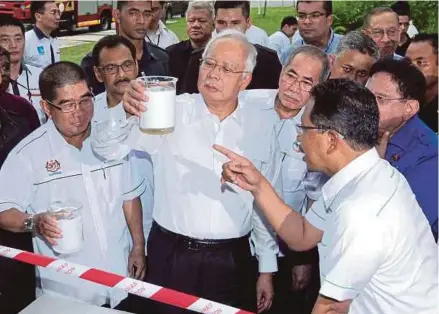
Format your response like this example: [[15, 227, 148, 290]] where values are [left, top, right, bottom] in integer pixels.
[[366, 58, 438, 241], [406, 33, 438, 132], [0, 61, 146, 311], [0, 15, 45, 123], [268, 16, 298, 58], [215, 78, 438, 314], [0, 45, 40, 314], [81, 1, 169, 95], [280, 1, 343, 65], [24, 1, 60, 69], [390, 1, 412, 56]]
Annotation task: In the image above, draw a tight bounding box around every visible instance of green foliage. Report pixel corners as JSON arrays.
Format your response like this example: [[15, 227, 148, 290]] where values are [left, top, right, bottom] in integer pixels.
[[332, 1, 438, 34]]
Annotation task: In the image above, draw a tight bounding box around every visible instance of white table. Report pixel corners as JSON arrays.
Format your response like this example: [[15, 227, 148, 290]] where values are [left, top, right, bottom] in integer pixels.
[[20, 295, 131, 314]]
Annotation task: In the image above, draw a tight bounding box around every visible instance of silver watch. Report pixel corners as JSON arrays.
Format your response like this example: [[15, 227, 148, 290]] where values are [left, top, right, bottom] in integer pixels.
[[24, 214, 36, 232]]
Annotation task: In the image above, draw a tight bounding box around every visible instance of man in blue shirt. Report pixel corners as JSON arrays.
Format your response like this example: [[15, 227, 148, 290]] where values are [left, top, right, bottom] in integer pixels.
[[366, 58, 438, 241], [280, 0, 342, 65]]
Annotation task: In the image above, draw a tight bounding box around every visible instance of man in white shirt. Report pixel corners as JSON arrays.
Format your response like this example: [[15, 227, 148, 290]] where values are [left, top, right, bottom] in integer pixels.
[[268, 16, 298, 59], [216, 79, 438, 314], [240, 45, 330, 314], [24, 1, 60, 69], [246, 24, 269, 47], [0, 62, 146, 310], [0, 16, 45, 124], [144, 1, 179, 49], [93, 30, 281, 313], [91, 34, 154, 264]]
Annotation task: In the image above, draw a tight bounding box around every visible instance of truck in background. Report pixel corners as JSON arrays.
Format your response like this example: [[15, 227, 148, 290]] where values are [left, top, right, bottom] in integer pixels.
[[0, 1, 114, 32]]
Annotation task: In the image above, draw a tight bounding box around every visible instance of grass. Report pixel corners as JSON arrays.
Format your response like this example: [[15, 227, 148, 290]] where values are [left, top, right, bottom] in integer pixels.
[[60, 6, 294, 64]]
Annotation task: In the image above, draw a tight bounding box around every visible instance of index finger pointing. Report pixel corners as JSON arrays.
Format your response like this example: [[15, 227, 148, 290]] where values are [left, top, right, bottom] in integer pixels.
[[213, 144, 249, 164]]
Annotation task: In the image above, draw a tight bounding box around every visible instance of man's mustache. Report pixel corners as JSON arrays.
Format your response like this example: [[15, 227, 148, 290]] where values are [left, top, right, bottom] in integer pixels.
[[115, 78, 131, 85]]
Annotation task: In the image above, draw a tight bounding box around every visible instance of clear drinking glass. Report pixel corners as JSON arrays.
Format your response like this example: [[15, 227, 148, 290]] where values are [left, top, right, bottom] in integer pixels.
[[137, 76, 178, 135], [49, 200, 83, 255]]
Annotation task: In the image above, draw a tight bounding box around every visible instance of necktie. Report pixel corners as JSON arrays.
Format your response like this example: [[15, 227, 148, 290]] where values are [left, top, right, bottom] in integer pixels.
[[50, 43, 55, 64]]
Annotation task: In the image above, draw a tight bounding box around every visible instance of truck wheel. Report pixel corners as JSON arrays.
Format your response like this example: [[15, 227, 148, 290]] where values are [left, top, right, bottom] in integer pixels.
[[100, 13, 111, 31]]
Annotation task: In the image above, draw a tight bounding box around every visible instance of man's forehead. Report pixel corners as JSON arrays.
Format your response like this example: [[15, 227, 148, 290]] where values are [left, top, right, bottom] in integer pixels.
[[123, 1, 151, 11], [287, 54, 322, 80], [370, 13, 399, 28], [297, 1, 325, 13], [216, 8, 246, 19], [0, 25, 23, 35]]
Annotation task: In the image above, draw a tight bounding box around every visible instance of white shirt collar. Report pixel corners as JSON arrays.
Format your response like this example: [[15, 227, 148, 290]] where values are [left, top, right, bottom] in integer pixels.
[[189, 94, 245, 125], [322, 148, 380, 207]]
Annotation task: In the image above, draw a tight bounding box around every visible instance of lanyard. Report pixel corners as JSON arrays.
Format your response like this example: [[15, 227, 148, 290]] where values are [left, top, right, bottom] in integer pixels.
[[10, 69, 32, 103], [145, 33, 161, 46]]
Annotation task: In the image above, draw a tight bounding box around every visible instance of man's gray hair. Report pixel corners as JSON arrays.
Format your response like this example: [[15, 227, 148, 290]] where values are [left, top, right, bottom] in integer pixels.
[[202, 29, 258, 73], [185, 1, 215, 20], [335, 30, 380, 61], [284, 45, 330, 82]]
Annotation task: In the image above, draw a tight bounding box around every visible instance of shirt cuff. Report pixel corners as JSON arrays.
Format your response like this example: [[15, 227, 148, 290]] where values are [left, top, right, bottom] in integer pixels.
[[320, 278, 361, 301], [123, 178, 147, 201], [258, 253, 278, 273]]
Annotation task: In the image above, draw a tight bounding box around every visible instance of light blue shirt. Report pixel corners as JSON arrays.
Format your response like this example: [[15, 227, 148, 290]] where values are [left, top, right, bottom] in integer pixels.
[[280, 29, 343, 65]]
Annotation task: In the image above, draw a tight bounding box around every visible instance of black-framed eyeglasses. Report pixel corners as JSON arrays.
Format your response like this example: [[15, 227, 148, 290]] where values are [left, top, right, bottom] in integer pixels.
[[199, 58, 249, 76], [45, 94, 95, 113], [295, 123, 345, 138], [98, 60, 136, 75], [297, 12, 326, 22]]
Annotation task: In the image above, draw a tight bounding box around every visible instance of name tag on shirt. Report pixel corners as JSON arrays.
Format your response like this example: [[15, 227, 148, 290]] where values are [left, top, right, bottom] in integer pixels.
[[37, 46, 45, 55]]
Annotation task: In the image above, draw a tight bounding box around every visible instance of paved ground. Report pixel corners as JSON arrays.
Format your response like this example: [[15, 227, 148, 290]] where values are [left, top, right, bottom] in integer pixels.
[[58, 20, 178, 48]]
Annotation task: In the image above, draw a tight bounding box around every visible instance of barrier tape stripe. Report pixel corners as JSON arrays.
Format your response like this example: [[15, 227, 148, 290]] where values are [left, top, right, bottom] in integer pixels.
[[0, 245, 254, 314]]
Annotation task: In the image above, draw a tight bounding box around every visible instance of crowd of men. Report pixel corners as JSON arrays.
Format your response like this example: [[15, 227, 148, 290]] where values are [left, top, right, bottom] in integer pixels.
[[0, 1, 437, 314]]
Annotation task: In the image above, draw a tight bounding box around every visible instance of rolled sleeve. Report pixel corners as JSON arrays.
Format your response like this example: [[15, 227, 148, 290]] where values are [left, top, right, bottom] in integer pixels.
[[0, 152, 33, 213], [122, 153, 147, 201], [320, 212, 386, 301]]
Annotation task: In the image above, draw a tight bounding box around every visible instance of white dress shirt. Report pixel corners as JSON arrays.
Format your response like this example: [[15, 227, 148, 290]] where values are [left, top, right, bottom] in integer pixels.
[[0, 120, 145, 307], [93, 92, 154, 252], [268, 31, 291, 59], [24, 26, 60, 69], [246, 25, 270, 47], [7, 63, 45, 124], [145, 20, 179, 49], [306, 149, 438, 313], [94, 93, 282, 272], [239, 89, 326, 212]]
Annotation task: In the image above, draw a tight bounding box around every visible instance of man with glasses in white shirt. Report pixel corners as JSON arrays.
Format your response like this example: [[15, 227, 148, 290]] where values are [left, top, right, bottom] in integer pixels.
[[144, 1, 179, 49], [93, 30, 281, 313], [0, 62, 146, 311], [240, 45, 329, 314], [215, 78, 438, 314], [280, 1, 342, 66]]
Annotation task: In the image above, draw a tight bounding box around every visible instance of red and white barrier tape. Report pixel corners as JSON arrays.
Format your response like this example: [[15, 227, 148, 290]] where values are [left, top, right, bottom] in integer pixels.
[[0, 245, 253, 314]]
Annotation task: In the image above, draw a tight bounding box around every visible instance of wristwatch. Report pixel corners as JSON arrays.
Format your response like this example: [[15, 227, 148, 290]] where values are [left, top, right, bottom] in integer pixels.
[[23, 214, 37, 232]]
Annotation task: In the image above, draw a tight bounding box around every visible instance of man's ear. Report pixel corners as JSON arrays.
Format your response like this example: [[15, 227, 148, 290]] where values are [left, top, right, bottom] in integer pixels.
[[404, 99, 420, 121], [326, 14, 333, 27], [41, 99, 52, 119], [326, 130, 340, 154], [239, 72, 252, 91], [93, 66, 104, 83]]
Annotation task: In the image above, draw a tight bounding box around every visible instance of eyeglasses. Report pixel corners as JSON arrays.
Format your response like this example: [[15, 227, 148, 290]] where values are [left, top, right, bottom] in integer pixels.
[[199, 58, 249, 76], [368, 28, 399, 40], [375, 95, 405, 105], [98, 60, 136, 75], [281, 72, 314, 92], [295, 123, 345, 138], [45, 94, 95, 113], [297, 12, 326, 22]]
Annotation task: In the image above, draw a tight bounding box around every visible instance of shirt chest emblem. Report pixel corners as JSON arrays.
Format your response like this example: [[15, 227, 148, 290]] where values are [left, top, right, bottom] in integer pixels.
[[37, 46, 45, 55], [46, 159, 61, 175]]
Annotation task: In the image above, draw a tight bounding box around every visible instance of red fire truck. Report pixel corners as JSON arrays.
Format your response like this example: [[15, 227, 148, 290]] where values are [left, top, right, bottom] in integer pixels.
[[0, 1, 114, 32]]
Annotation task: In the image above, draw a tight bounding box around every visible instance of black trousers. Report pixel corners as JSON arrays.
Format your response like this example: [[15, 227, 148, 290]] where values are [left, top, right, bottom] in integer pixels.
[[144, 222, 257, 314]]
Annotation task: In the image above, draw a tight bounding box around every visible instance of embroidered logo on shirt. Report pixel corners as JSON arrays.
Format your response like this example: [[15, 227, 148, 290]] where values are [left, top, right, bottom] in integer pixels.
[[37, 46, 45, 55], [46, 160, 61, 173]]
